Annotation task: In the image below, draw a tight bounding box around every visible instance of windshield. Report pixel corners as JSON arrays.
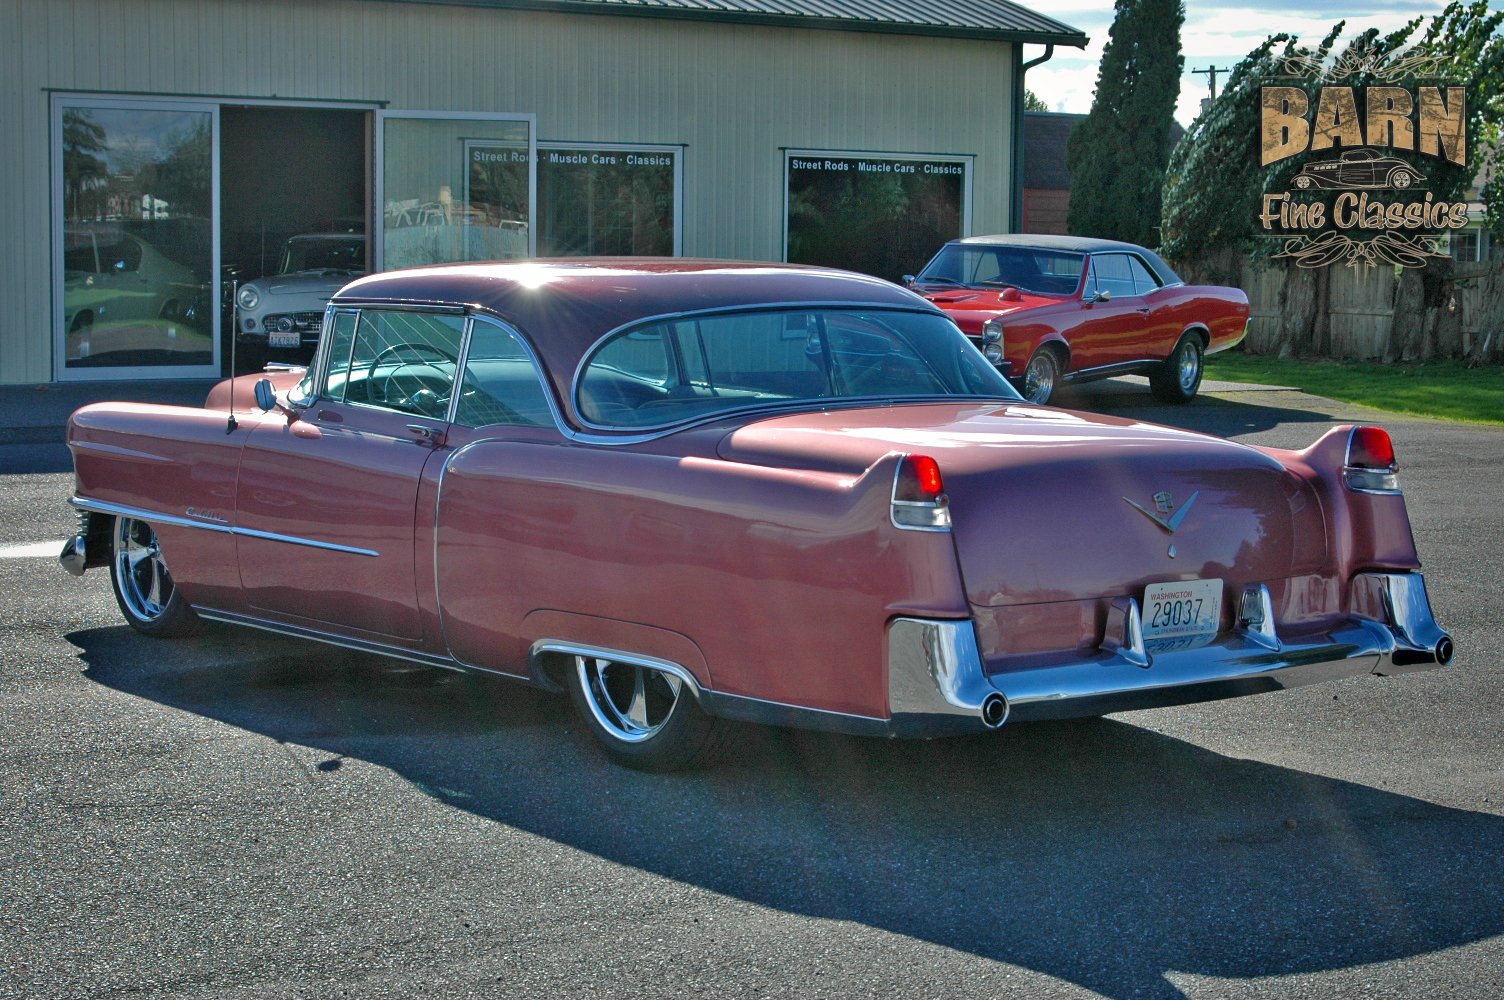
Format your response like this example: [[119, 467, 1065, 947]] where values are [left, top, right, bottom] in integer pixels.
[[577, 307, 1019, 429], [279, 237, 365, 275], [916, 245, 1084, 296]]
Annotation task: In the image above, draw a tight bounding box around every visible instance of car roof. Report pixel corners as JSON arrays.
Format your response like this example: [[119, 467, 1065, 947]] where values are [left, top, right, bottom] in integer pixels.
[[942, 234, 1183, 287], [333, 258, 933, 405]]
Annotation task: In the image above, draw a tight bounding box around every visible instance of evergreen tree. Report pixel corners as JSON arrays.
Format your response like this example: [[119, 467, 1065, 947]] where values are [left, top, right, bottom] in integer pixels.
[[1066, 0, 1185, 246]]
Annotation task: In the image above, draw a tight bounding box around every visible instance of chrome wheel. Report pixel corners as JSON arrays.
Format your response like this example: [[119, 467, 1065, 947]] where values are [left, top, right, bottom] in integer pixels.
[[114, 517, 175, 621], [576, 655, 685, 744], [1022, 350, 1059, 405], [1177, 339, 1203, 392]]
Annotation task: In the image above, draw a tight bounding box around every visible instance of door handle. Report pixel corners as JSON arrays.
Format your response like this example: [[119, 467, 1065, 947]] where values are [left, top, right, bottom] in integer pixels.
[[407, 423, 443, 445], [1136, 307, 1151, 313]]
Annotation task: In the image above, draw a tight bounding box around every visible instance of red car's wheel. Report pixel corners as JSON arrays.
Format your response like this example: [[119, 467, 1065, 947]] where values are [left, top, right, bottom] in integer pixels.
[[1150, 335, 1204, 404], [1021, 349, 1061, 405], [109, 516, 198, 637], [569, 654, 721, 771]]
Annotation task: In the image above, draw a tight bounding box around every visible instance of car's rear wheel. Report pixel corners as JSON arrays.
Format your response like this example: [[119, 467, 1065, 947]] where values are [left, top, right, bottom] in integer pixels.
[[568, 654, 720, 771], [1150, 335, 1204, 404], [1021, 348, 1061, 405], [1388, 167, 1415, 189], [109, 516, 198, 637]]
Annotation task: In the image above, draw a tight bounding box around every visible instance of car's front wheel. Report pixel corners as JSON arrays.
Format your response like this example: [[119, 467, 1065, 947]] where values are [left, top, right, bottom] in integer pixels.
[[1020, 348, 1062, 405], [109, 516, 198, 637], [568, 654, 720, 771], [1150, 335, 1204, 404]]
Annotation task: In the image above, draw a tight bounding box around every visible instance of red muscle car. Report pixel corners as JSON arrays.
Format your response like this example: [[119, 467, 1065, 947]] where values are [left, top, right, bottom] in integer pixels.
[[59, 259, 1450, 771], [907, 235, 1250, 405]]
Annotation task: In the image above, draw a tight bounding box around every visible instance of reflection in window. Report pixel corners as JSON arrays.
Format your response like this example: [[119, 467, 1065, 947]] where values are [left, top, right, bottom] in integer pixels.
[[383, 116, 533, 269], [786, 152, 969, 282], [59, 105, 215, 370], [579, 308, 1016, 428], [454, 321, 554, 428], [536, 146, 678, 256], [326, 309, 464, 417]]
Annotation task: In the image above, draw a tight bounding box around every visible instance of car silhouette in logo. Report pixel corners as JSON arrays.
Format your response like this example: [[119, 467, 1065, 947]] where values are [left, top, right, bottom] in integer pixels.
[[1291, 149, 1425, 190]]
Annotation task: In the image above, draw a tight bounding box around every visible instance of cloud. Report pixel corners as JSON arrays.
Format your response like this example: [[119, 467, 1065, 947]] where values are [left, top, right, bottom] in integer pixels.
[[1025, 1, 1450, 125]]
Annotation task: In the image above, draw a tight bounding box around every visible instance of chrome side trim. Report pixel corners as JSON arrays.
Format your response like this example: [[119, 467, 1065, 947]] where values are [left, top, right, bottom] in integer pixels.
[[70, 497, 379, 557], [887, 617, 1004, 736], [192, 606, 468, 673]]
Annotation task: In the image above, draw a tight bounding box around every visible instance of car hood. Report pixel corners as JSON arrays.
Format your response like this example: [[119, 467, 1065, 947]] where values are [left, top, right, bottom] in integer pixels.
[[716, 402, 1327, 607], [918, 287, 1062, 317], [253, 269, 364, 296]]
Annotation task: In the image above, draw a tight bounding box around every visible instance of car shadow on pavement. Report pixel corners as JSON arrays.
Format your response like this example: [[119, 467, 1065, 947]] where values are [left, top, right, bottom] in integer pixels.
[[73, 625, 1504, 1000]]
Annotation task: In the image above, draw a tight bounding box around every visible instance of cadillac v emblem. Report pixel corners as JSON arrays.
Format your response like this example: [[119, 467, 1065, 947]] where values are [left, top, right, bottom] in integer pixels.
[[1124, 490, 1199, 535]]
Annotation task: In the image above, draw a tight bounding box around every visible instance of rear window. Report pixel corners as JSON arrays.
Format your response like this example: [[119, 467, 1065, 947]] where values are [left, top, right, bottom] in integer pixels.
[[577, 307, 1018, 429]]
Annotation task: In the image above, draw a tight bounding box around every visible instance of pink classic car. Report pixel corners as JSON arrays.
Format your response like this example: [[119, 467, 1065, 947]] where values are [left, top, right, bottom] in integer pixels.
[[59, 260, 1451, 770], [906, 235, 1251, 405]]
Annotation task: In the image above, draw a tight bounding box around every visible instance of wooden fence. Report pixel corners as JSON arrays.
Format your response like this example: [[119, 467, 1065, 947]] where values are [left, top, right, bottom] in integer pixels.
[[1178, 253, 1503, 363]]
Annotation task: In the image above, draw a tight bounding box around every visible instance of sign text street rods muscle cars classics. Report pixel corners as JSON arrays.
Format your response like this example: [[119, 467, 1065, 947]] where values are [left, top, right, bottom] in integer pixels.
[[60, 259, 1452, 770]]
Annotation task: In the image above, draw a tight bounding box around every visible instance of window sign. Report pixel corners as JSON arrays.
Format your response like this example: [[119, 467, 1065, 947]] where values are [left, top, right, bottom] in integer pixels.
[[784, 151, 971, 283], [536, 144, 681, 256], [53, 98, 220, 379]]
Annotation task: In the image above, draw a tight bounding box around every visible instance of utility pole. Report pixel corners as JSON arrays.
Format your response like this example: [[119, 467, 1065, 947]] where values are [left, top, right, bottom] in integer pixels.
[[1193, 65, 1229, 102]]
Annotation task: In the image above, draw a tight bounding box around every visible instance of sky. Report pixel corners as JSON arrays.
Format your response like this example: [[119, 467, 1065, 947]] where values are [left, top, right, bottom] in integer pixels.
[[1024, 1, 1452, 127]]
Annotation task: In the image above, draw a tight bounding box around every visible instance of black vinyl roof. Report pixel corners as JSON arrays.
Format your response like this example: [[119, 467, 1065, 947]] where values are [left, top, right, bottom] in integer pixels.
[[393, 0, 1088, 45], [951, 234, 1184, 286]]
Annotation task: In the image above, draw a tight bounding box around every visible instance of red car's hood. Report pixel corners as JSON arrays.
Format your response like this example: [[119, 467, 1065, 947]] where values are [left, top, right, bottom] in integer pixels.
[[717, 402, 1328, 607], [919, 287, 1061, 317]]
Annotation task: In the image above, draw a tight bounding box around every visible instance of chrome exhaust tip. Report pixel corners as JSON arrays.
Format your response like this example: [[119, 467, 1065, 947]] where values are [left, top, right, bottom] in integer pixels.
[[58, 535, 87, 577], [981, 692, 1009, 729], [1434, 635, 1454, 666]]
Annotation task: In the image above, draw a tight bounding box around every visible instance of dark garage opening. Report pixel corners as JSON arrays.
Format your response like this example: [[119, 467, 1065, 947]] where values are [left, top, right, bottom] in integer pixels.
[[220, 106, 368, 374]]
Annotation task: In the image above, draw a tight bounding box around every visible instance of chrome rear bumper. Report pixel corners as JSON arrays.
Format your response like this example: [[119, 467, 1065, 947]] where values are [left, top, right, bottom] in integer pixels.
[[887, 572, 1452, 737]]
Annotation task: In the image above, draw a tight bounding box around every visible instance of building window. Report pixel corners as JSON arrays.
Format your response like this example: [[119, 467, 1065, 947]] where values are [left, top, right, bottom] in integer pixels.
[[784, 151, 972, 283], [53, 99, 219, 379], [537, 144, 681, 256], [1450, 231, 1481, 262], [379, 113, 535, 270]]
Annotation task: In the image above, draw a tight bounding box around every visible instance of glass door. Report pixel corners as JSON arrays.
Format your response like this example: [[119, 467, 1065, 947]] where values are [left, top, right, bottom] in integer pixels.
[[376, 112, 536, 271], [52, 97, 220, 380]]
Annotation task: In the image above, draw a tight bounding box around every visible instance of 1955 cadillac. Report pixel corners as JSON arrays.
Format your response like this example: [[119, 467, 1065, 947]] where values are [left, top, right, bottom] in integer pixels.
[[59, 259, 1453, 770]]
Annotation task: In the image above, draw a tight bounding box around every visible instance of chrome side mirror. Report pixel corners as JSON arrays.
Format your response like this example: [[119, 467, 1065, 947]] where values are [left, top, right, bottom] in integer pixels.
[[1089, 289, 1112, 304], [901, 274, 916, 288], [253, 378, 278, 412]]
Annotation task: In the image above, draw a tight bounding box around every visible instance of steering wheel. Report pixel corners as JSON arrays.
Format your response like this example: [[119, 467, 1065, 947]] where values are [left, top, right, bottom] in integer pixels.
[[364, 343, 457, 415]]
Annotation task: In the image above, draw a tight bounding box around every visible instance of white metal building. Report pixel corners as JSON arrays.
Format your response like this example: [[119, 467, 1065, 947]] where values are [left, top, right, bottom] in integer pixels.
[[0, 0, 1085, 383]]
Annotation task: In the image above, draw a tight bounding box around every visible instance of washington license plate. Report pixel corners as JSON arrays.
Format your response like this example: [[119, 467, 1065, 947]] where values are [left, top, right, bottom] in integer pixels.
[[1142, 578, 1223, 640], [268, 330, 300, 349]]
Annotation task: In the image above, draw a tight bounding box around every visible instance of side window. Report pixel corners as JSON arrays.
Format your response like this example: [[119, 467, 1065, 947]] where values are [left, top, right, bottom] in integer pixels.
[[1090, 254, 1138, 299], [1126, 256, 1161, 295], [328, 309, 464, 417], [321, 311, 360, 401], [454, 321, 555, 428]]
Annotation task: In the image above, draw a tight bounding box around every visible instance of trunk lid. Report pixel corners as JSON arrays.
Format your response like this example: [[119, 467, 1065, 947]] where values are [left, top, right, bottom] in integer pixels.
[[717, 402, 1327, 608]]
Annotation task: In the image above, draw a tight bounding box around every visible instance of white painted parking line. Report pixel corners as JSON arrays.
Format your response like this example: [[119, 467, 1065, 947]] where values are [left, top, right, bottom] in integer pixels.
[[0, 541, 65, 559]]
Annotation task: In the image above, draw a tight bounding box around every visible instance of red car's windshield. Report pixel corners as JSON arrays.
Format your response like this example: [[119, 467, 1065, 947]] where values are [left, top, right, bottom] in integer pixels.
[[916, 245, 1084, 296]]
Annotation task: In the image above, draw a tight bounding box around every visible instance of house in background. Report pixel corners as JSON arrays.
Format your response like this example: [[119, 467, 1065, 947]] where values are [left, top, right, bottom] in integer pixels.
[[1020, 111, 1184, 238]]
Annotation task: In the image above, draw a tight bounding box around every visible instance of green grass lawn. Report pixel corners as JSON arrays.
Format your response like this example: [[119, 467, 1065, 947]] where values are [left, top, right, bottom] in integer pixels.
[[1206, 352, 1504, 426]]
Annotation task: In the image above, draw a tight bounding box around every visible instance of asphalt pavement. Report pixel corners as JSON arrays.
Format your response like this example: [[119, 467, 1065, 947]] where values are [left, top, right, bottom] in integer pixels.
[[1, 379, 1501, 999]]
